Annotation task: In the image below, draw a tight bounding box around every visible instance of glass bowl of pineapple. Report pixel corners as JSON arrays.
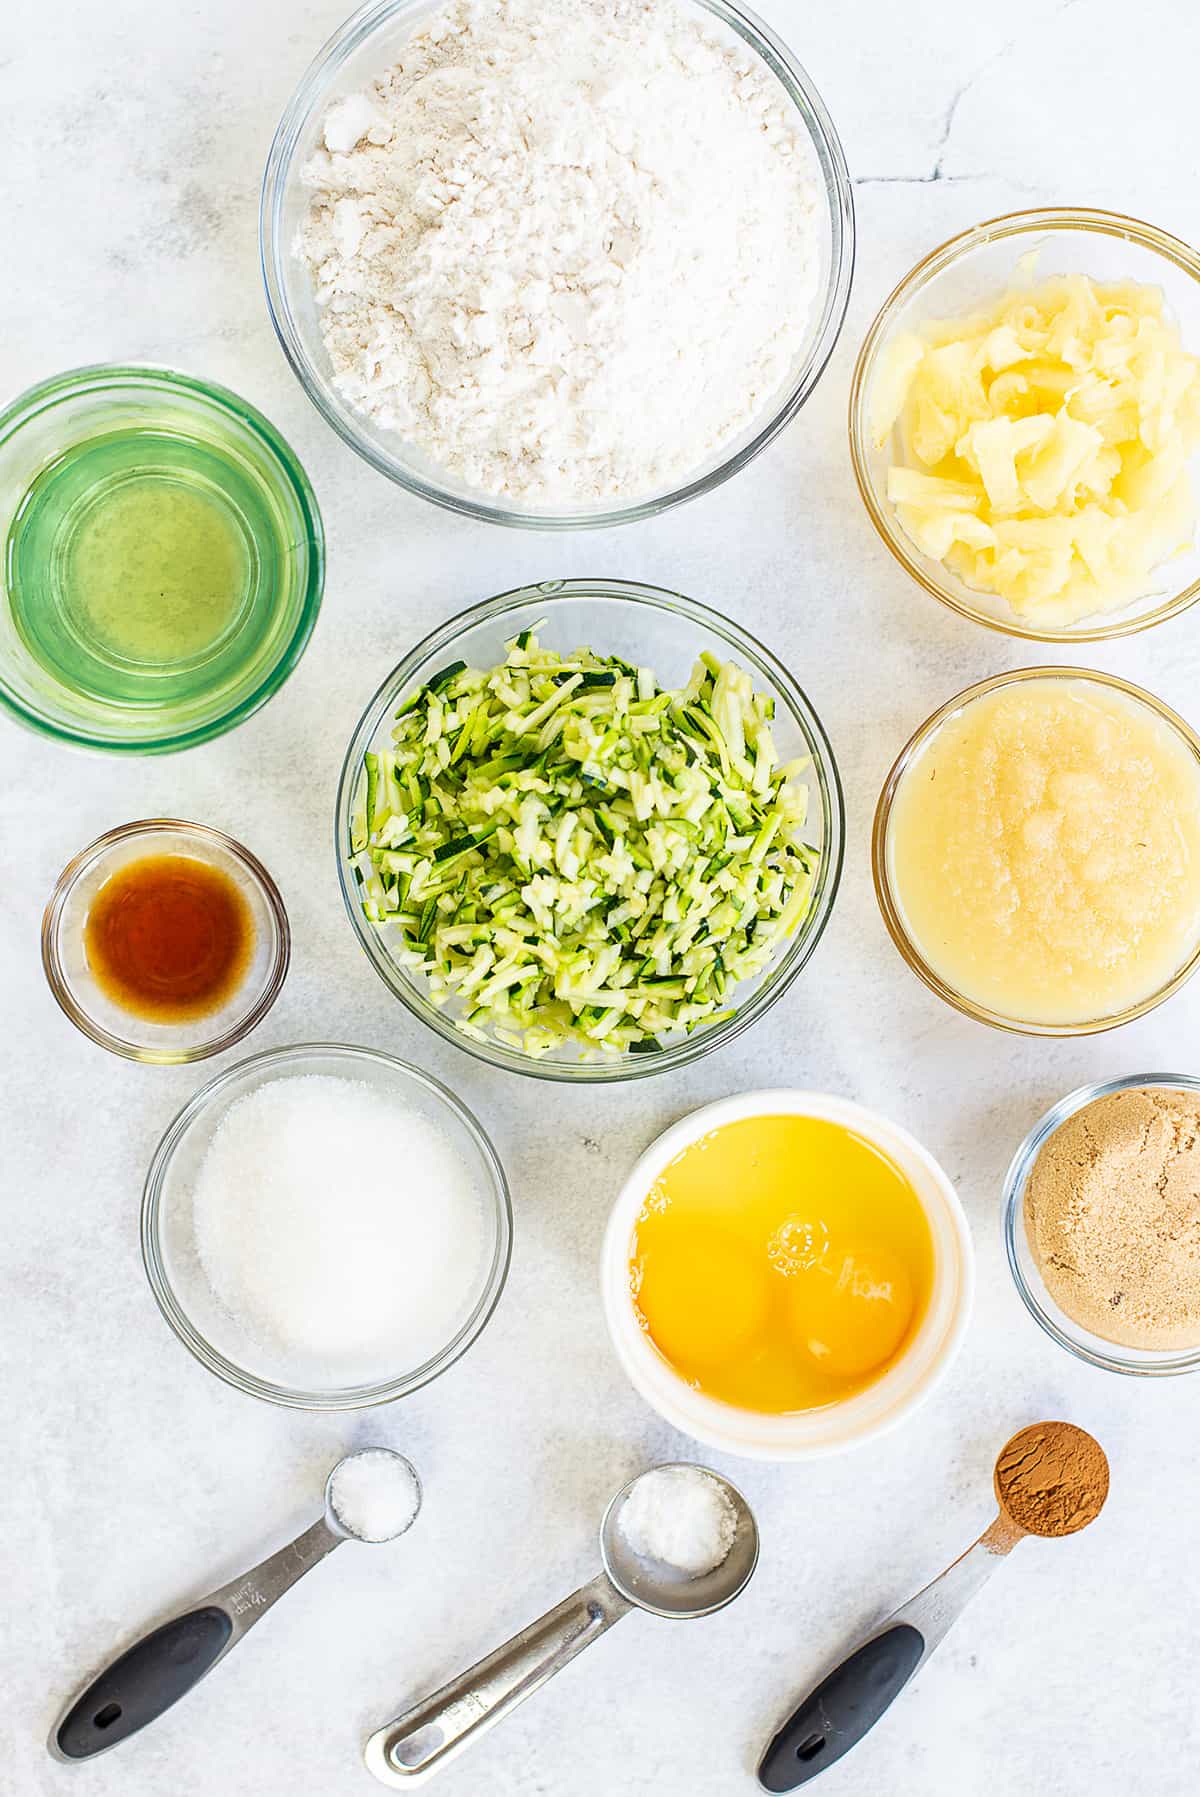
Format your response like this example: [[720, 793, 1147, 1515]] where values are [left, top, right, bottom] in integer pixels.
[[849, 209, 1200, 643]]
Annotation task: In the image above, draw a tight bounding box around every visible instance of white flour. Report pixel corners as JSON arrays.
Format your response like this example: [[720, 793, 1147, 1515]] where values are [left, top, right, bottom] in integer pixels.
[[299, 0, 820, 504]]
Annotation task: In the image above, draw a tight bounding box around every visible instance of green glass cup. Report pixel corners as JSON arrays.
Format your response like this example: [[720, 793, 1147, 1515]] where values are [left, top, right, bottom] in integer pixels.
[[0, 366, 324, 752]]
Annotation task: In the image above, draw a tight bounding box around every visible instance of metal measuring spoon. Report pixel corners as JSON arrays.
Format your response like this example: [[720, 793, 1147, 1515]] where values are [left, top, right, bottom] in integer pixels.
[[51, 1447, 421, 1762], [758, 1422, 1109, 1791], [364, 1461, 758, 1785]]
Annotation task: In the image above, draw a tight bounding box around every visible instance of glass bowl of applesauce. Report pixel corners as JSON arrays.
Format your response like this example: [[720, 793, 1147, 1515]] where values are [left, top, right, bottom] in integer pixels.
[[873, 667, 1200, 1035]]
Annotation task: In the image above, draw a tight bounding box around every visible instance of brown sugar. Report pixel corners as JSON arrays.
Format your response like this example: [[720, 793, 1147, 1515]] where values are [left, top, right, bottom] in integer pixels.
[[1024, 1085, 1200, 1352], [994, 1422, 1109, 1537]]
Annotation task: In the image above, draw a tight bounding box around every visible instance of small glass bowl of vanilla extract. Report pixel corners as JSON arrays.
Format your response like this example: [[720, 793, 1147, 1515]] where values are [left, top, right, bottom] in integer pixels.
[[42, 820, 290, 1063]]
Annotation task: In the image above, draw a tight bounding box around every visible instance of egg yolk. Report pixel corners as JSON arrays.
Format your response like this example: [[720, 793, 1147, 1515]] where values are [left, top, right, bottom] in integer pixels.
[[630, 1115, 934, 1415], [786, 1244, 914, 1379], [634, 1221, 769, 1373]]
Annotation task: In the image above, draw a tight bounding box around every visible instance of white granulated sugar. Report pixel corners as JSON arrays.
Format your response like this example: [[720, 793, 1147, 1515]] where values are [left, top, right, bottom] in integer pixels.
[[191, 1075, 486, 1374], [299, 0, 820, 503], [618, 1466, 738, 1578], [329, 1450, 421, 1542]]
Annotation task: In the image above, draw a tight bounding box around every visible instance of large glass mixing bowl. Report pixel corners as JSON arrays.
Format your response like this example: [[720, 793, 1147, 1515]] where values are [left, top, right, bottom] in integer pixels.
[[261, 0, 854, 527]]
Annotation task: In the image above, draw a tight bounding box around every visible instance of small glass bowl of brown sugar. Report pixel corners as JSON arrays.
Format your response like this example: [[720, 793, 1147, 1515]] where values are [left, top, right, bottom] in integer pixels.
[[1003, 1073, 1200, 1376], [42, 819, 290, 1064]]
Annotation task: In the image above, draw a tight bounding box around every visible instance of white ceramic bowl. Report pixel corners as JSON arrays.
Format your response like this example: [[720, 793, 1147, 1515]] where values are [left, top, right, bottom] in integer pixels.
[[601, 1090, 974, 1460]]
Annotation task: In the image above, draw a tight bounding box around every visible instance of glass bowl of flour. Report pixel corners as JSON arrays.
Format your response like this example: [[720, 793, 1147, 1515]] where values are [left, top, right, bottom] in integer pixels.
[[261, 0, 853, 527]]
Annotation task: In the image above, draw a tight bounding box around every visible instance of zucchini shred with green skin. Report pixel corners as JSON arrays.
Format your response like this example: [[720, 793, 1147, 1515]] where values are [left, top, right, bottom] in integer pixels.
[[350, 628, 821, 1059]]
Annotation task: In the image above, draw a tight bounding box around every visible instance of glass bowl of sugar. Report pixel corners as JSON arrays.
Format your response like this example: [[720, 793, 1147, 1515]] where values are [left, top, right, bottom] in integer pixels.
[[141, 1042, 512, 1408]]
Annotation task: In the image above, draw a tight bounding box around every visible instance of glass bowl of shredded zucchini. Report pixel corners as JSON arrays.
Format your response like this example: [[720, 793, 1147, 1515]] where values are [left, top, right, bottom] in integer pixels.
[[336, 580, 843, 1080]]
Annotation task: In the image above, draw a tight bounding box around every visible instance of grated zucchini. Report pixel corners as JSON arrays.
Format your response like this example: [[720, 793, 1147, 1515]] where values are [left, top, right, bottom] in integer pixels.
[[354, 630, 821, 1058]]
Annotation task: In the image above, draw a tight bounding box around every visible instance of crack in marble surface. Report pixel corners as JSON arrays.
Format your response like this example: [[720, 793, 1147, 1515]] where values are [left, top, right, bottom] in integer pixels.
[[859, 0, 1082, 191], [854, 172, 983, 187]]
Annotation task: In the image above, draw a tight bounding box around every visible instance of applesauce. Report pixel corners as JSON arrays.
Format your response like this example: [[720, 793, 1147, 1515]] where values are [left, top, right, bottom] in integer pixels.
[[881, 672, 1200, 1027]]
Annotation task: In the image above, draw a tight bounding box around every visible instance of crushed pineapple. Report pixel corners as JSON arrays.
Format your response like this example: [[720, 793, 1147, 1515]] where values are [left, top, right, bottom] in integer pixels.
[[871, 274, 1200, 625]]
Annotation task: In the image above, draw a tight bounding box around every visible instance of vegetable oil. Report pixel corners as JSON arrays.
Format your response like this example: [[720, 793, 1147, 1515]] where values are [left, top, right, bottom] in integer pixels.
[[5, 424, 282, 708]]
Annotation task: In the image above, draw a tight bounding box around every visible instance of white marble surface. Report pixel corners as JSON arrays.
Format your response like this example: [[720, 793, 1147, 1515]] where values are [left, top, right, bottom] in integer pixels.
[[4, 0, 1200, 1792]]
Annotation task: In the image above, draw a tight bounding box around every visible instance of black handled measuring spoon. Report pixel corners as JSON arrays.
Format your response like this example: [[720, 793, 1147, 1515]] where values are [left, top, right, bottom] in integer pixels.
[[51, 1448, 420, 1762], [759, 1422, 1108, 1791]]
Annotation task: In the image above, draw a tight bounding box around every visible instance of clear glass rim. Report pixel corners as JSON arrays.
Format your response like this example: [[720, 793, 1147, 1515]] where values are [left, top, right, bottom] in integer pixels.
[[334, 578, 846, 1081], [872, 665, 1200, 1035], [0, 362, 325, 752], [140, 1041, 514, 1409], [41, 818, 292, 1064], [848, 206, 1200, 644], [259, 0, 855, 530], [1001, 1073, 1200, 1376]]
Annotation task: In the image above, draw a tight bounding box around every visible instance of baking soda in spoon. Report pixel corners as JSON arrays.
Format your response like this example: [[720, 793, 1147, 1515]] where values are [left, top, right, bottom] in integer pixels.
[[329, 1450, 422, 1544], [54, 1449, 421, 1762], [192, 1075, 487, 1375]]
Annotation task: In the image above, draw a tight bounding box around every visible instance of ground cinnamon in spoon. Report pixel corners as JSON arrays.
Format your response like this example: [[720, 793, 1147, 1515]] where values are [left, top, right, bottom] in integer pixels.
[[994, 1421, 1109, 1537]]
